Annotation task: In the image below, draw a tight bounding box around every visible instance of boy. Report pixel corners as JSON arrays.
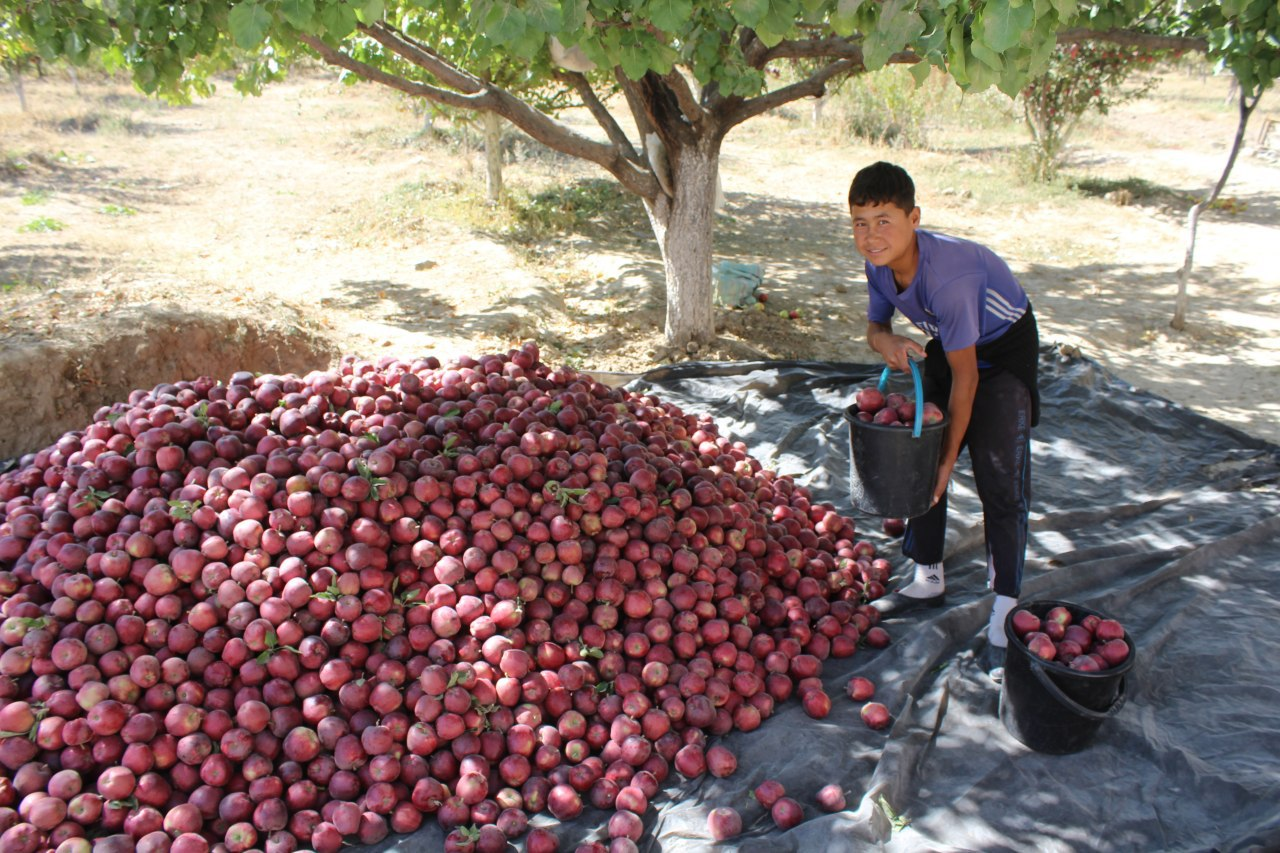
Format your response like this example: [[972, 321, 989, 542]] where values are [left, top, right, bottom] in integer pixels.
[[848, 161, 1040, 678]]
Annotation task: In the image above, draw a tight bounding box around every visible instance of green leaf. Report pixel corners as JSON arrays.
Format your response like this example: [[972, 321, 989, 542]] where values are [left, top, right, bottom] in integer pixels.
[[648, 0, 692, 33], [908, 59, 932, 85], [562, 0, 589, 31], [948, 20, 969, 86], [997, 53, 1028, 96], [978, 0, 1036, 55], [831, 0, 867, 36], [524, 0, 563, 32], [618, 38, 652, 79], [354, 0, 385, 25], [963, 47, 1000, 90], [280, 0, 316, 29], [63, 29, 86, 63], [227, 3, 271, 50], [756, 3, 800, 47], [970, 36, 1005, 72], [731, 0, 769, 28], [863, 0, 924, 70], [320, 1, 358, 39], [483, 3, 527, 46]]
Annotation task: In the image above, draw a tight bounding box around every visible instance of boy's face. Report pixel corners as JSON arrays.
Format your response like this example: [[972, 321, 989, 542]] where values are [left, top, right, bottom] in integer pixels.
[[849, 201, 920, 270]]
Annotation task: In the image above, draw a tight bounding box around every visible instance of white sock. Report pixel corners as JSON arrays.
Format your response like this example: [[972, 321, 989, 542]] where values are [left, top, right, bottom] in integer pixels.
[[988, 595, 1018, 648], [898, 562, 944, 598]]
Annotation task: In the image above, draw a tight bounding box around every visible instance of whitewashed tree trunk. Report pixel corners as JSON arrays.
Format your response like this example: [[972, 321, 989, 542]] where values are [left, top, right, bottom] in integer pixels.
[[1172, 86, 1257, 331], [10, 68, 27, 112], [643, 141, 720, 351], [482, 111, 504, 203]]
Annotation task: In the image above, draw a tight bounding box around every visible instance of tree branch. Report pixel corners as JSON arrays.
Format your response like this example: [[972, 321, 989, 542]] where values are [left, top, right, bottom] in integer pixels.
[[617, 74, 658, 141], [740, 28, 768, 68], [635, 72, 700, 149], [296, 33, 483, 110], [363, 22, 487, 95], [297, 29, 658, 199], [554, 70, 640, 162], [756, 35, 882, 65], [662, 68, 709, 133], [1055, 28, 1207, 53], [723, 56, 880, 128]]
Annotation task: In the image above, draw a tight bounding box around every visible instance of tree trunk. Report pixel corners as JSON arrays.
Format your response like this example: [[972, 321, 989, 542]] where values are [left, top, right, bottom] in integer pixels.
[[643, 141, 720, 352], [482, 111, 503, 203], [1171, 86, 1258, 331], [10, 68, 27, 113]]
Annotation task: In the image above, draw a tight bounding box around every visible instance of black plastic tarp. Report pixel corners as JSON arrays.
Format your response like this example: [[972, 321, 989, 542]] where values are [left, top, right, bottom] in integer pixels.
[[381, 350, 1280, 853]]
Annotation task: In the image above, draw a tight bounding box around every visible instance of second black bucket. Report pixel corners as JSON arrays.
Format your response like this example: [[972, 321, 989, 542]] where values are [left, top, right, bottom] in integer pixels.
[[999, 599, 1136, 754], [845, 361, 947, 519]]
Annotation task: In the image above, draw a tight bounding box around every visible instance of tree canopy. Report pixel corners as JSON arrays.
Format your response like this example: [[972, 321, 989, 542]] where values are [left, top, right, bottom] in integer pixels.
[[10, 0, 1278, 347]]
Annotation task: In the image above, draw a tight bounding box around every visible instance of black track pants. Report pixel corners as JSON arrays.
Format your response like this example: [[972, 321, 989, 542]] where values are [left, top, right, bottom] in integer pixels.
[[902, 369, 1032, 598]]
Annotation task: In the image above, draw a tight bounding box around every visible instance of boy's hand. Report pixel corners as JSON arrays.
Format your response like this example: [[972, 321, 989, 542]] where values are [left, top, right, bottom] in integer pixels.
[[931, 455, 956, 507], [875, 334, 926, 373]]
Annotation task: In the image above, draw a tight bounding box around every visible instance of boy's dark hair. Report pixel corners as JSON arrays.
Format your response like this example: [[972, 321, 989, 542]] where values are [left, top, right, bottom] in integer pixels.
[[848, 161, 916, 212]]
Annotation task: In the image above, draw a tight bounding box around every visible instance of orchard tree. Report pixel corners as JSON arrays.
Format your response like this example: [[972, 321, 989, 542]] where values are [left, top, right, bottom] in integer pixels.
[[1167, 0, 1279, 330], [11, 0, 1092, 350], [1021, 41, 1163, 182], [2, 7, 39, 111], [11, 0, 1278, 348]]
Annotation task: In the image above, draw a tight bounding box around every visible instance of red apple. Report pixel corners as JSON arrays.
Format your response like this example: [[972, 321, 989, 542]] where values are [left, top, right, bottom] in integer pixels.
[[855, 388, 885, 414], [1098, 639, 1130, 667], [753, 779, 785, 809], [771, 797, 804, 830], [706, 807, 742, 841], [846, 677, 875, 702], [860, 702, 891, 730], [1010, 609, 1041, 638], [1063, 625, 1093, 651], [815, 784, 846, 813], [801, 689, 831, 720], [1045, 606, 1073, 628], [1095, 619, 1125, 642], [1025, 632, 1056, 661], [863, 627, 890, 649], [1068, 655, 1102, 672], [871, 408, 899, 426]]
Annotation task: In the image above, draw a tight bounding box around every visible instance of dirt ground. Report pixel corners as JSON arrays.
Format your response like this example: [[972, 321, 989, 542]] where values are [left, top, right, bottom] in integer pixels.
[[2, 66, 1278, 462]]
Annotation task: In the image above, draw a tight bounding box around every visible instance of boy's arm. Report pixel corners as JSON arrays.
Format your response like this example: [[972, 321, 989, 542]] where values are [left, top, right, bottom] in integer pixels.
[[867, 320, 926, 373], [932, 345, 979, 506]]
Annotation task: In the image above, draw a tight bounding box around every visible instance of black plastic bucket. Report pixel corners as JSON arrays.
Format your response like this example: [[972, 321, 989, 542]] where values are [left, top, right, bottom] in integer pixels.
[[999, 599, 1136, 754], [844, 362, 947, 519]]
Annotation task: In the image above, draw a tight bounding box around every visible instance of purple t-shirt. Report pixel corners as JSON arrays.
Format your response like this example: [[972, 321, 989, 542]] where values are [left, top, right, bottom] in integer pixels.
[[865, 229, 1027, 352]]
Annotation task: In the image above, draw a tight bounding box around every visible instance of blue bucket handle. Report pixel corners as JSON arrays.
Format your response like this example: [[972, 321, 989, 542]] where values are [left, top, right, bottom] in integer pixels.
[[1028, 658, 1129, 721], [876, 357, 925, 439]]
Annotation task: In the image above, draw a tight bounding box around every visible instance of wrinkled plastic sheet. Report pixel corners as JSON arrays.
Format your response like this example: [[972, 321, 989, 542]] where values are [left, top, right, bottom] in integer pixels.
[[380, 351, 1280, 853]]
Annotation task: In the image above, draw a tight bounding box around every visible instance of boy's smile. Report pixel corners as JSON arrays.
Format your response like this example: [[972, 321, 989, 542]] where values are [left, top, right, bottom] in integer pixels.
[[850, 201, 921, 287]]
